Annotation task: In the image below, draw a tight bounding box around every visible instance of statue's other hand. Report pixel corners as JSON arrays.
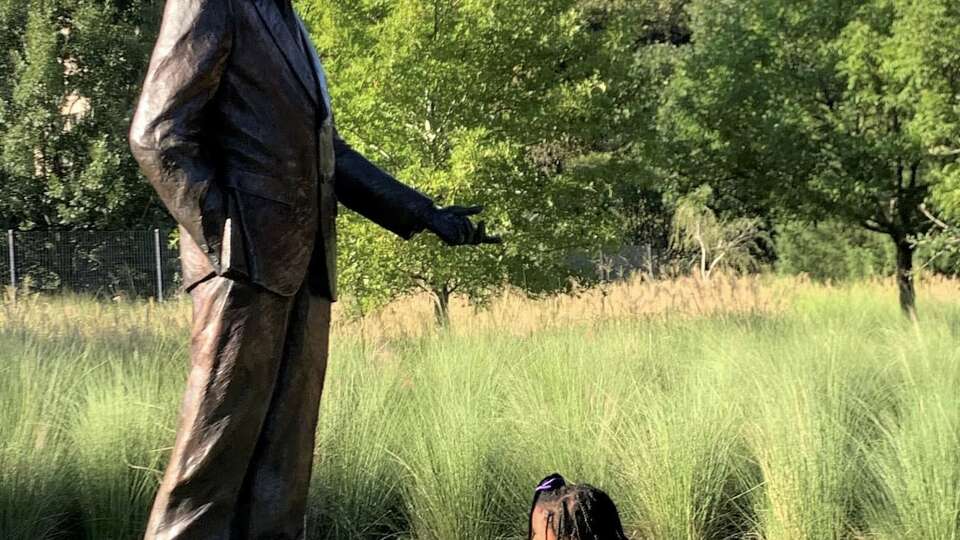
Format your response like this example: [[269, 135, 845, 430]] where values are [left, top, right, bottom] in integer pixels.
[[426, 205, 502, 246]]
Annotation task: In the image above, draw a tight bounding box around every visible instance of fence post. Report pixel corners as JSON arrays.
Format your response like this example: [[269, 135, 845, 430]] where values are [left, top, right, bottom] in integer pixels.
[[646, 243, 654, 277], [154, 228, 164, 302], [7, 230, 15, 292]]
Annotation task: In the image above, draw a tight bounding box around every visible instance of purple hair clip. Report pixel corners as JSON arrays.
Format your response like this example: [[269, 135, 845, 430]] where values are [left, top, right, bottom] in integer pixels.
[[535, 474, 566, 493]]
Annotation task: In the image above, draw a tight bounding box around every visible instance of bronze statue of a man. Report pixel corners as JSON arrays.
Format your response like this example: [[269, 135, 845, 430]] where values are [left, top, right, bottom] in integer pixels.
[[130, 0, 498, 538]]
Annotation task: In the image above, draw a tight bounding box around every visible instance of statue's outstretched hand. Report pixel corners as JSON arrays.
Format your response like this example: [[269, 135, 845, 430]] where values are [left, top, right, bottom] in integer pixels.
[[425, 205, 502, 246]]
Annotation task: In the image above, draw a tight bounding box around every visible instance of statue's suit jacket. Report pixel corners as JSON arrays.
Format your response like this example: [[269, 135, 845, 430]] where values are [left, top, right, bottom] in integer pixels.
[[130, 0, 434, 299]]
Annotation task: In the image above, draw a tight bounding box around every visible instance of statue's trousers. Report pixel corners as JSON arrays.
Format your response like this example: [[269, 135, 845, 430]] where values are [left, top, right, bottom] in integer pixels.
[[144, 275, 331, 540]]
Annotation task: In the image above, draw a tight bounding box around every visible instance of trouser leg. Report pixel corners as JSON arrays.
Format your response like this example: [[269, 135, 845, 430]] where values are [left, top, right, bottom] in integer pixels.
[[233, 289, 332, 540], [144, 277, 295, 540]]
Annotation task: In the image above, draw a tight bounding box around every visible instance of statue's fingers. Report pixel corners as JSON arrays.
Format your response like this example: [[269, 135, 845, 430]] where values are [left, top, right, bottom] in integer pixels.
[[463, 219, 477, 244], [448, 205, 484, 217], [475, 222, 503, 245], [472, 221, 487, 244], [458, 219, 475, 244]]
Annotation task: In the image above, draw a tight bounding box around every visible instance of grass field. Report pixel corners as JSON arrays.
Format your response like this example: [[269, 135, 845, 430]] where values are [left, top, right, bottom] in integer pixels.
[[1, 276, 959, 539]]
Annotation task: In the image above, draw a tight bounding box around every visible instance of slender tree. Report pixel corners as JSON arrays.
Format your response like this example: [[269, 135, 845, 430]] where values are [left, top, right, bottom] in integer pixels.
[[299, 0, 654, 322], [660, 0, 960, 318]]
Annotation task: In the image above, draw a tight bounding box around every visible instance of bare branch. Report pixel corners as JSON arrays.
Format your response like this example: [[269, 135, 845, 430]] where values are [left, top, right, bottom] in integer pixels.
[[929, 145, 960, 157], [920, 203, 952, 231], [862, 219, 888, 234], [707, 251, 727, 275]]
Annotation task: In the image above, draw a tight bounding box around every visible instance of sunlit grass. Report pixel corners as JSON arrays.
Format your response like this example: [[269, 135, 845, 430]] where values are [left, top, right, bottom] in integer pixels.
[[1, 276, 958, 539]]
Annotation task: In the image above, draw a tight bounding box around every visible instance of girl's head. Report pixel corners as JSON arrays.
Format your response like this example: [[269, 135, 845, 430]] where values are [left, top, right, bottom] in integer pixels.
[[528, 474, 628, 540]]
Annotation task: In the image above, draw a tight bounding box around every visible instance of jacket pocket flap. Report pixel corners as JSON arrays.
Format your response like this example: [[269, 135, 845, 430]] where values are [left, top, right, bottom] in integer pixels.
[[223, 170, 294, 206]]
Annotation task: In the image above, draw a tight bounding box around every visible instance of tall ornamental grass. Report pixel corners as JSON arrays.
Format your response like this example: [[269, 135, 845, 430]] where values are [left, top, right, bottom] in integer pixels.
[[1, 276, 958, 539]]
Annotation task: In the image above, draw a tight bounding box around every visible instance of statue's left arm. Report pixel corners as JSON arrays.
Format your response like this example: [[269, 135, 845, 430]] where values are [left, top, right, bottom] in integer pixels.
[[332, 132, 433, 239], [332, 131, 501, 246]]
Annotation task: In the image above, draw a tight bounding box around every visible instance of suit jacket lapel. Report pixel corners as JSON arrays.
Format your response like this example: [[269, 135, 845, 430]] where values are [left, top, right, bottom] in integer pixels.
[[251, 0, 319, 107], [297, 18, 332, 123]]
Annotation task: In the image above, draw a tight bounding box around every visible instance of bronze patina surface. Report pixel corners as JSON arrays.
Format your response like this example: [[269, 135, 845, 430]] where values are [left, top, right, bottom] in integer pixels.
[[131, 0, 497, 537]]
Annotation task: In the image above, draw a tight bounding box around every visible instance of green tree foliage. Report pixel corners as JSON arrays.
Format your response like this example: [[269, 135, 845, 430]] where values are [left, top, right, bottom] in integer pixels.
[[776, 220, 895, 282], [0, 0, 164, 230], [584, 0, 692, 252], [298, 0, 654, 320], [5, 0, 958, 321], [894, 1, 960, 222], [659, 0, 960, 317]]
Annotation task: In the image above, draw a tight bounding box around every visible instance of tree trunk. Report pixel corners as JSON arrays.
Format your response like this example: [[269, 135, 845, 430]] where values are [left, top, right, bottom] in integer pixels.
[[893, 236, 917, 321], [431, 285, 451, 327], [696, 223, 707, 279]]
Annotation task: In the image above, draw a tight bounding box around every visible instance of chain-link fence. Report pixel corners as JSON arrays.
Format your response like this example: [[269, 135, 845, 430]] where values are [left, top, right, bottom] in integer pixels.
[[0, 228, 664, 301], [3, 229, 180, 300]]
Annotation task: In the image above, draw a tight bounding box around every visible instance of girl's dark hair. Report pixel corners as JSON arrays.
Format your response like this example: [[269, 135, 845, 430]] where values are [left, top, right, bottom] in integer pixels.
[[528, 473, 628, 540]]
